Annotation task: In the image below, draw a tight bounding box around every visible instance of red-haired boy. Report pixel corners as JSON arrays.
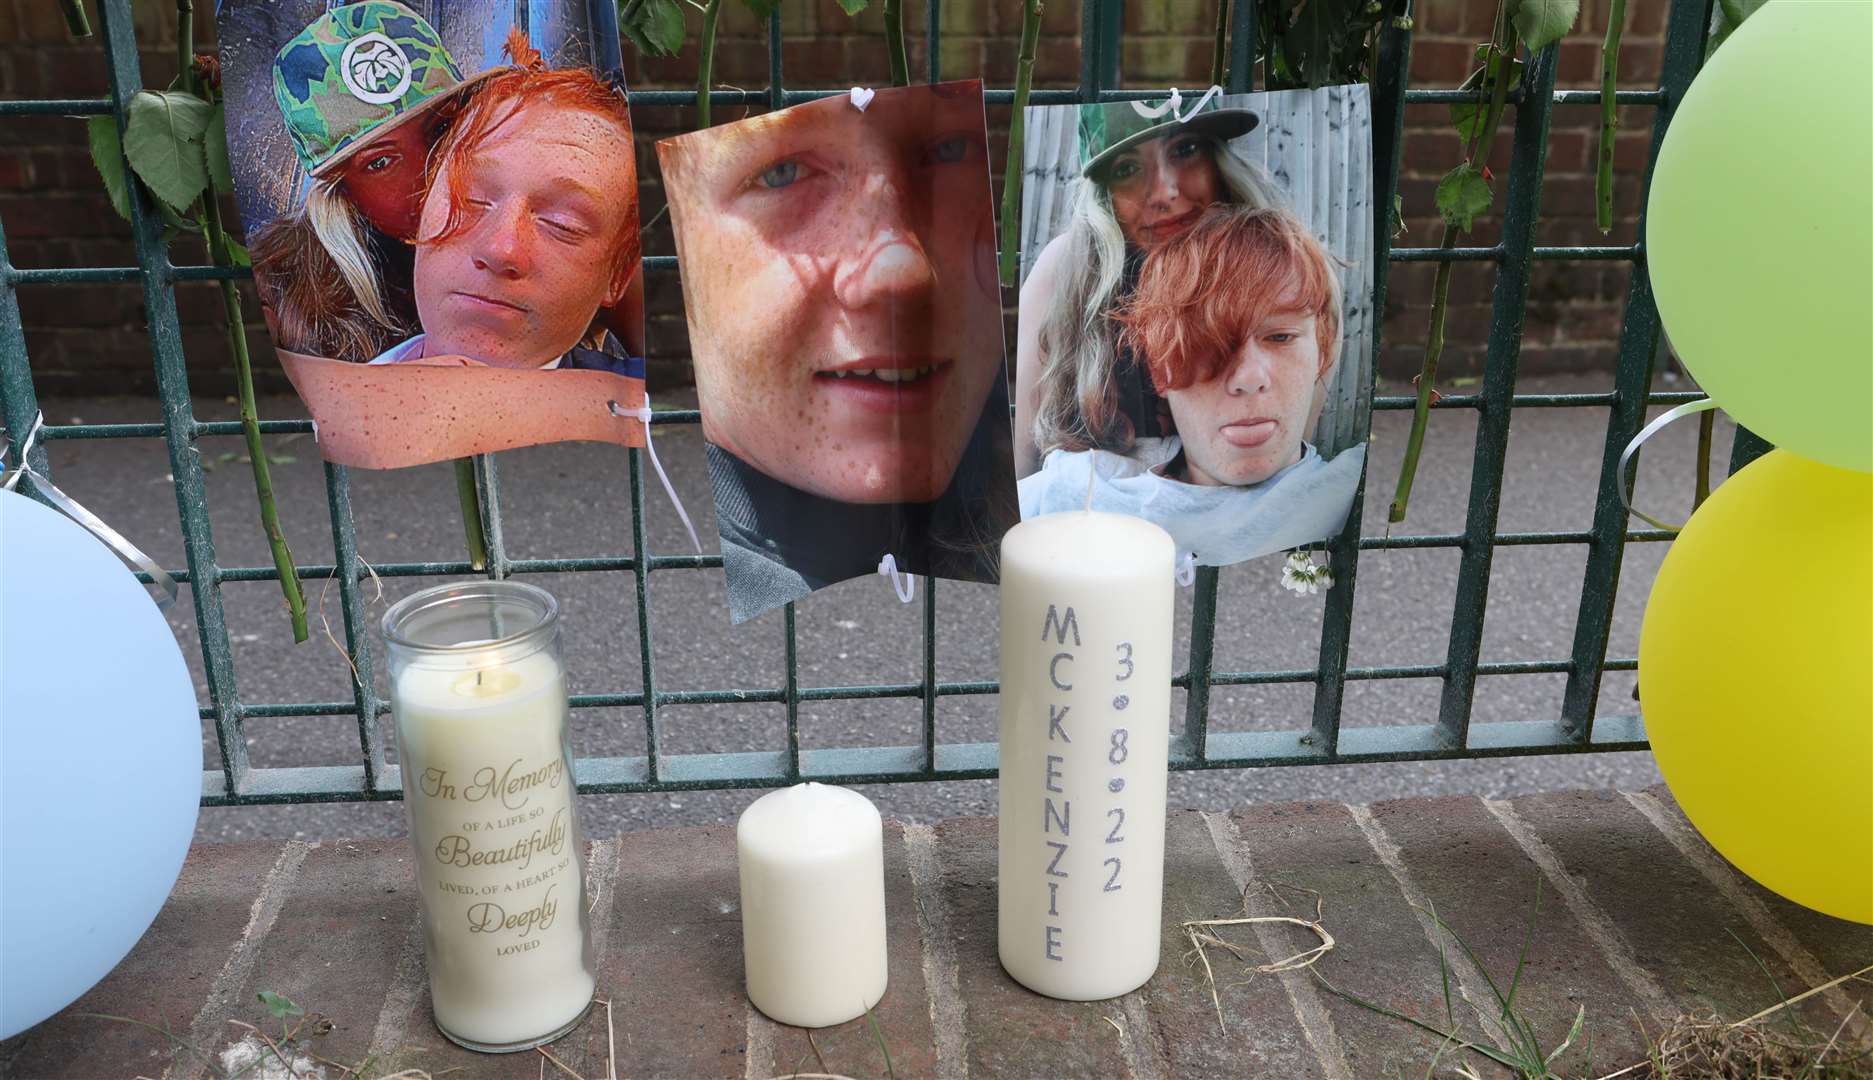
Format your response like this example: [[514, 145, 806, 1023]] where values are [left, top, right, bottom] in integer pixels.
[[1016, 205, 1365, 566]]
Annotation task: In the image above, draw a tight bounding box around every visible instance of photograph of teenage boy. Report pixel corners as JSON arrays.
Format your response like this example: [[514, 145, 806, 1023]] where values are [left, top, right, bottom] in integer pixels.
[[370, 51, 643, 376], [658, 81, 1017, 623], [1018, 207, 1366, 566], [1013, 97, 1287, 478]]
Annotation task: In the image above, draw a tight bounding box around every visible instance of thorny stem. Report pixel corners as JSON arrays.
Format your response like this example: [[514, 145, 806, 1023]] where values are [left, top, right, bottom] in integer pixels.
[[454, 458, 488, 571], [997, 0, 1043, 288], [884, 0, 910, 86], [1693, 409, 1714, 509], [1598, 0, 1625, 233], [1209, 0, 1229, 87], [181, 0, 310, 639], [60, 0, 90, 36], [1389, 16, 1520, 524], [697, 0, 724, 129]]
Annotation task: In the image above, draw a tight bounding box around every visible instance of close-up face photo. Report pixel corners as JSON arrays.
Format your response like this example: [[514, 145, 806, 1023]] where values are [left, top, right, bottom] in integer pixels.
[[660, 81, 1004, 506], [333, 112, 447, 239], [414, 94, 636, 367], [1098, 133, 1224, 249], [1162, 301, 1327, 488]]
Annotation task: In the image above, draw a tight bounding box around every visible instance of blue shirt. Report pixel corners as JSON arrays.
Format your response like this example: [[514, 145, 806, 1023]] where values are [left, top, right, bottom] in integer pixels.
[[1017, 437, 1366, 566]]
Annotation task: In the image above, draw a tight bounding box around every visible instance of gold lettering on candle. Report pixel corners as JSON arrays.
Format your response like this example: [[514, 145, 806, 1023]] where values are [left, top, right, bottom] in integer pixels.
[[462, 756, 566, 811], [465, 882, 560, 938]]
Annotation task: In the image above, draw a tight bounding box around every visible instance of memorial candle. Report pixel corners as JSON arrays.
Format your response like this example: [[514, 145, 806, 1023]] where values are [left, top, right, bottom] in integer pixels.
[[383, 582, 595, 1053], [997, 509, 1174, 1000], [737, 783, 889, 1028]]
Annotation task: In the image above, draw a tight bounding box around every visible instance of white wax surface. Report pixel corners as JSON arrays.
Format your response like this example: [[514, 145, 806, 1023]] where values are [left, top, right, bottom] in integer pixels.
[[394, 647, 594, 1047], [737, 783, 888, 1028], [997, 509, 1174, 1000]]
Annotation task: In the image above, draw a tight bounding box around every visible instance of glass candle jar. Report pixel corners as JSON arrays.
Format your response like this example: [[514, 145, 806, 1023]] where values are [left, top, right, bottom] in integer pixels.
[[382, 581, 595, 1053]]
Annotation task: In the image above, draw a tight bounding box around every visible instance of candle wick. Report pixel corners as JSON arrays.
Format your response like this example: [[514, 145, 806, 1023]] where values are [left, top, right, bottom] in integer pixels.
[[476, 670, 483, 687]]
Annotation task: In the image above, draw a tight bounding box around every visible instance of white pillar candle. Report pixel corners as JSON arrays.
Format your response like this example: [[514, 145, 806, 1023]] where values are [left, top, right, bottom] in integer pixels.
[[737, 783, 888, 1028], [997, 509, 1175, 1000], [385, 584, 594, 1053]]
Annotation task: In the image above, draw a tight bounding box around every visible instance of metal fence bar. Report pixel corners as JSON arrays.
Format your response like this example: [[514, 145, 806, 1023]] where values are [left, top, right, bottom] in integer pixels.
[[94, 0, 253, 796], [1433, 41, 1560, 748], [0, 0, 1712, 805], [1308, 12, 1412, 760], [1559, 0, 1715, 740], [321, 461, 384, 790]]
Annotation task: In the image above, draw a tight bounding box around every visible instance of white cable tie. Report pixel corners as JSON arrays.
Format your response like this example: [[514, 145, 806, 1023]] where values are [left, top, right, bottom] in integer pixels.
[[1175, 551, 1198, 587], [1131, 88, 1181, 119], [849, 86, 876, 111], [2, 410, 179, 608], [608, 396, 704, 554], [1174, 84, 1223, 122], [877, 553, 916, 603]]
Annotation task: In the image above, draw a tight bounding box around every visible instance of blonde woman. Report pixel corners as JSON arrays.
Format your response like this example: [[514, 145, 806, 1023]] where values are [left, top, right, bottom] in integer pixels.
[[1014, 97, 1287, 476], [247, 2, 497, 362]]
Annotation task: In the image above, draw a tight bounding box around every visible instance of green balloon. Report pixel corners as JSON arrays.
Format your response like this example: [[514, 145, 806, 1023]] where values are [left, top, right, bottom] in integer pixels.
[[1647, 0, 1872, 473]]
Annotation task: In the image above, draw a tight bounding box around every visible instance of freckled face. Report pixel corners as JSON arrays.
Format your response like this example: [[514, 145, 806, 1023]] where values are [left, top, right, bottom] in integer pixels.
[[336, 116, 439, 239], [1101, 134, 1224, 249], [413, 101, 635, 368], [1166, 289, 1326, 488], [661, 82, 1003, 504]]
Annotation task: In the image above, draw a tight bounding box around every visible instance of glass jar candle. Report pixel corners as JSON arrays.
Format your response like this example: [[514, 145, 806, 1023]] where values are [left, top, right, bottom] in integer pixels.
[[382, 581, 595, 1053]]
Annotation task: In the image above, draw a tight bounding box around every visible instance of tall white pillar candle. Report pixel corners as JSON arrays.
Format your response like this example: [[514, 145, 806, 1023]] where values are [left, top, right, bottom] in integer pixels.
[[384, 583, 595, 1053], [737, 783, 888, 1028], [997, 509, 1175, 1000]]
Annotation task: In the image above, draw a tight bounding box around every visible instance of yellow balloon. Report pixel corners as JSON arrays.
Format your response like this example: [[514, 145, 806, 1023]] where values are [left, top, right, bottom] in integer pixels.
[[1639, 450, 1873, 923]]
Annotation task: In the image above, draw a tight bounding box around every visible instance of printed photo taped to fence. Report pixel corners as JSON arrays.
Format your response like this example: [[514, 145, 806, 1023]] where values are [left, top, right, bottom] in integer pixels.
[[1012, 87, 1376, 571], [658, 80, 1018, 624], [215, 0, 648, 468]]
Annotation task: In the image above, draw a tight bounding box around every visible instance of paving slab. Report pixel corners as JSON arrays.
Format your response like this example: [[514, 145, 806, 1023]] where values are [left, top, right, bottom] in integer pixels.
[[1144, 810, 1332, 1078], [1229, 799, 1487, 1078], [0, 841, 287, 1080], [1369, 794, 1653, 1074], [931, 816, 1137, 1078]]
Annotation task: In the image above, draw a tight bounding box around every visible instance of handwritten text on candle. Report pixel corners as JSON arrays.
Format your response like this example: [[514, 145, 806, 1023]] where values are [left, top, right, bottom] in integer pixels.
[[1033, 604, 1135, 964]]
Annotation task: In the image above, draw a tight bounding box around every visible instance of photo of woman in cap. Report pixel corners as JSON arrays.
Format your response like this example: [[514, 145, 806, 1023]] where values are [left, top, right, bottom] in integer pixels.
[[1014, 85, 1376, 569], [1013, 94, 1286, 478], [215, 0, 653, 469]]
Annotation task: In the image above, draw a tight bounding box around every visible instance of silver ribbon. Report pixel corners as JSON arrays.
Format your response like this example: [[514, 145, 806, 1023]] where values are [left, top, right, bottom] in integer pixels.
[[1617, 397, 1722, 533], [2, 411, 179, 608]]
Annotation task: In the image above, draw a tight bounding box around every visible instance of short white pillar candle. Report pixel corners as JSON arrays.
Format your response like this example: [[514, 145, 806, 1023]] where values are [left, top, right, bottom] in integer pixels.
[[736, 783, 889, 1028]]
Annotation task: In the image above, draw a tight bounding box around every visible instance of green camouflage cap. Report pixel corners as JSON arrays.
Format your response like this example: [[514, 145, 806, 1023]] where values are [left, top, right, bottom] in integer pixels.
[[273, 1, 480, 178], [1077, 94, 1259, 180]]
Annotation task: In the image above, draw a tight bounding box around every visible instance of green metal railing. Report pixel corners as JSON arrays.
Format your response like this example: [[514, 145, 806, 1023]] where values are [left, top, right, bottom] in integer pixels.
[[1, 0, 1735, 806]]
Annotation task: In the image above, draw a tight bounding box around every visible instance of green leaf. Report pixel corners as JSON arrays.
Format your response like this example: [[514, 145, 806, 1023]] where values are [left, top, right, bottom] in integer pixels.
[[643, 0, 687, 56], [205, 103, 233, 197], [740, 0, 783, 17], [1708, 0, 1768, 56], [123, 90, 213, 213], [1508, 0, 1579, 52], [1434, 162, 1492, 231], [834, 0, 866, 13], [223, 237, 251, 267], [256, 991, 304, 1021], [1451, 49, 1523, 143], [85, 115, 132, 222], [1390, 193, 1405, 239]]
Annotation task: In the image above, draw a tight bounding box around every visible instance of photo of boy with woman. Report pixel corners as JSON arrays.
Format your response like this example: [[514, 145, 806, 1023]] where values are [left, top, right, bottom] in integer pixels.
[[216, 0, 648, 468], [1014, 88, 1375, 570]]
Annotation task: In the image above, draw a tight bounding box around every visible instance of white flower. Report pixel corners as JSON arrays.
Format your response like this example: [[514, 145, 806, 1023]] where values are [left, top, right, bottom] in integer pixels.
[[1279, 551, 1333, 596]]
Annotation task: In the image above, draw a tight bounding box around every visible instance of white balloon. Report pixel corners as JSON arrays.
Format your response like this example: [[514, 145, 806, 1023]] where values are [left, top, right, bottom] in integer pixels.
[[0, 490, 200, 1039]]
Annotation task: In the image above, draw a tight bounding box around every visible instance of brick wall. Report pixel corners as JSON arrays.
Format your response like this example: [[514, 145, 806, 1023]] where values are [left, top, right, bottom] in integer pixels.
[[0, 0, 1666, 397]]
